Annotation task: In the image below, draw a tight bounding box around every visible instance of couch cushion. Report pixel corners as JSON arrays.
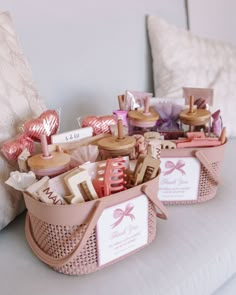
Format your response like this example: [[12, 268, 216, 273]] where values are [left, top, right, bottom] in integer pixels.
[[148, 15, 236, 137], [0, 11, 46, 230]]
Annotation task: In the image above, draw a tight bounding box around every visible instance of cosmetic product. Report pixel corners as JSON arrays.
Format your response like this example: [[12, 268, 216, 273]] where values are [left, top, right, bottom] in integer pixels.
[[113, 110, 128, 126]]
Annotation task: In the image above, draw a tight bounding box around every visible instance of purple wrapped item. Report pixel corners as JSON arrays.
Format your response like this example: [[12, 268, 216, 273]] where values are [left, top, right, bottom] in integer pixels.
[[153, 102, 182, 131], [211, 110, 223, 137]]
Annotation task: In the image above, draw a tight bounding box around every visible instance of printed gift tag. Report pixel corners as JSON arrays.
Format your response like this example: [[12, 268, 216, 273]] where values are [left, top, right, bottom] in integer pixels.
[[159, 157, 200, 201], [51, 127, 93, 144], [96, 194, 148, 266]]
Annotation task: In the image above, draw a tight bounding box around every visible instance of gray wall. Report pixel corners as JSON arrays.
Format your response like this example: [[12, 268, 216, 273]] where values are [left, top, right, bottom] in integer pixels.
[[189, 0, 236, 45], [1, 0, 186, 131]]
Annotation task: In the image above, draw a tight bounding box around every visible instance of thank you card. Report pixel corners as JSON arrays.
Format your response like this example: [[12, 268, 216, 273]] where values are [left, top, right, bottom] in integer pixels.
[[159, 157, 200, 201], [96, 194, 148, 266]]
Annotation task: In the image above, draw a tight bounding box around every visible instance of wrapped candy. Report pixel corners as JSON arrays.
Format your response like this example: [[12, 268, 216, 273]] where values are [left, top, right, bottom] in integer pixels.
[[1, 134, 34, 161], [81, 115, 117, 135], [22, 109, 59, 142]]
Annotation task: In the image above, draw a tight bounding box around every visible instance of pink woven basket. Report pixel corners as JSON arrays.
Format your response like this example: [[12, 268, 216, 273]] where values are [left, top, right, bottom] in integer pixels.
[[24, 173, 167, 275], [160, 141, 227, 204]]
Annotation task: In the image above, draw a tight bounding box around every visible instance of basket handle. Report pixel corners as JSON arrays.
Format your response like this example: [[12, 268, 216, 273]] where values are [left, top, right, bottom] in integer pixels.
[[25, 186, 167, 268], [195, 150, 220, 184], [25, 200, 106, 268], [141, 185, 168, 220]]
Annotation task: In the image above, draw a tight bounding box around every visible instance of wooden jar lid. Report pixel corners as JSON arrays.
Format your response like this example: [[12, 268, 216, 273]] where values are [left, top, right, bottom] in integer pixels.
[[98, 119, 136, 151], [128, 107, 159, 122], [179, 95, 211, 126], [128, 96, 159, 126], [179, 108, 211, 126], [97, 136, 136, 151], [28, 152, 71, 170]]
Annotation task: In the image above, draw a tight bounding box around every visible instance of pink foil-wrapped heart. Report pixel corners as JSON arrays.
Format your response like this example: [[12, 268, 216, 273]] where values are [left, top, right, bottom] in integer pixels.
[[81, 115, 117, 135], [22, 110, 59, 142], [1, 135, 34, 161]]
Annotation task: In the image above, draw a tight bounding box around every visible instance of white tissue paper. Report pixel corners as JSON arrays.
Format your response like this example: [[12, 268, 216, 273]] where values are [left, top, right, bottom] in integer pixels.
[[5, 171, 36, 191]]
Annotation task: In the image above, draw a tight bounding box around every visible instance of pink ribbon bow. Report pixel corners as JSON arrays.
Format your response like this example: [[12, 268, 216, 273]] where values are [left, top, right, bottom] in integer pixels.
[[111, 203, 135, 228], [164, 160, 186, 176]]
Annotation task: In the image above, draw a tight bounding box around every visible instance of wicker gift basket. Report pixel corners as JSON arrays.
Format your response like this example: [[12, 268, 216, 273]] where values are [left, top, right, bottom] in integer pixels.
[[23, 171, 167, 275], [160, 141, 226, 204]]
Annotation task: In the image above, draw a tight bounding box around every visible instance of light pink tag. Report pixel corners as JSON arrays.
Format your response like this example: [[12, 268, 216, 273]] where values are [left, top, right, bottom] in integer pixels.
[[96, 194, 148, 266], [26, 176, 66, 205], [159, 157, 200, 201], [183, 87, 213, 106], [37, 185, 66, 205]]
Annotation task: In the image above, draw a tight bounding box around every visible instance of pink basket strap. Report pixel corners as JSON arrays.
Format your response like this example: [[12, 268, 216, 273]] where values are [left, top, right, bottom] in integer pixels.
[[195, 150, 220, 184], [141, 185, 168, 219], [25, 200, 106, 268], [25, 187, 167, 268]]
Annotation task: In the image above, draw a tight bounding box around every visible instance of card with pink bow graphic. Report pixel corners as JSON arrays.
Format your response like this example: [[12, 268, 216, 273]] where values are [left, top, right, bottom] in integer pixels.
[[96, 195, 148, 266], [159, 157, 200, 201]]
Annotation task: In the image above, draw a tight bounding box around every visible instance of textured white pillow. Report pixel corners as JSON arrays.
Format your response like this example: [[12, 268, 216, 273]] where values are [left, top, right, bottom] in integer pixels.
[[0, 11, 46, 230], [148, 15, 236, 137]]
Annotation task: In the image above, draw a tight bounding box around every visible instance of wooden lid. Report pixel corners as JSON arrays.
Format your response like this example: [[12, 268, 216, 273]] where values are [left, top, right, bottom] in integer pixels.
[[179, 109, 211, 126], [97, 136, 136, 151], [28, 151, 71, 170], [128, 107, 159, 122]]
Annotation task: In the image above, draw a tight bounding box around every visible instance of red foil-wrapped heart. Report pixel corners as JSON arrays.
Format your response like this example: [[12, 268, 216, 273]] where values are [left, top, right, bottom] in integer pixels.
[[1, 135, 34, 161], [81, 115, 117, 135], [22, 110, 59, 142]]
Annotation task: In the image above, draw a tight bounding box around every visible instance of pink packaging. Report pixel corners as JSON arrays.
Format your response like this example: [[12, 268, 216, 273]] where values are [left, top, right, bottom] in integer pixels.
[[182, 87, 213, 107], [22, 109, 60, 142], [81, 115, 117, 135], [124, 90, 153, 111], [1, 134, 34, 161]]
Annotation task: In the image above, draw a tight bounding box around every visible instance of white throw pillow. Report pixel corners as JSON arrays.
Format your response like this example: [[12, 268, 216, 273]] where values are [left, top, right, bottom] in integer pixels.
[[0, 11, 46, 230], [148, 15, 236, 137]]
